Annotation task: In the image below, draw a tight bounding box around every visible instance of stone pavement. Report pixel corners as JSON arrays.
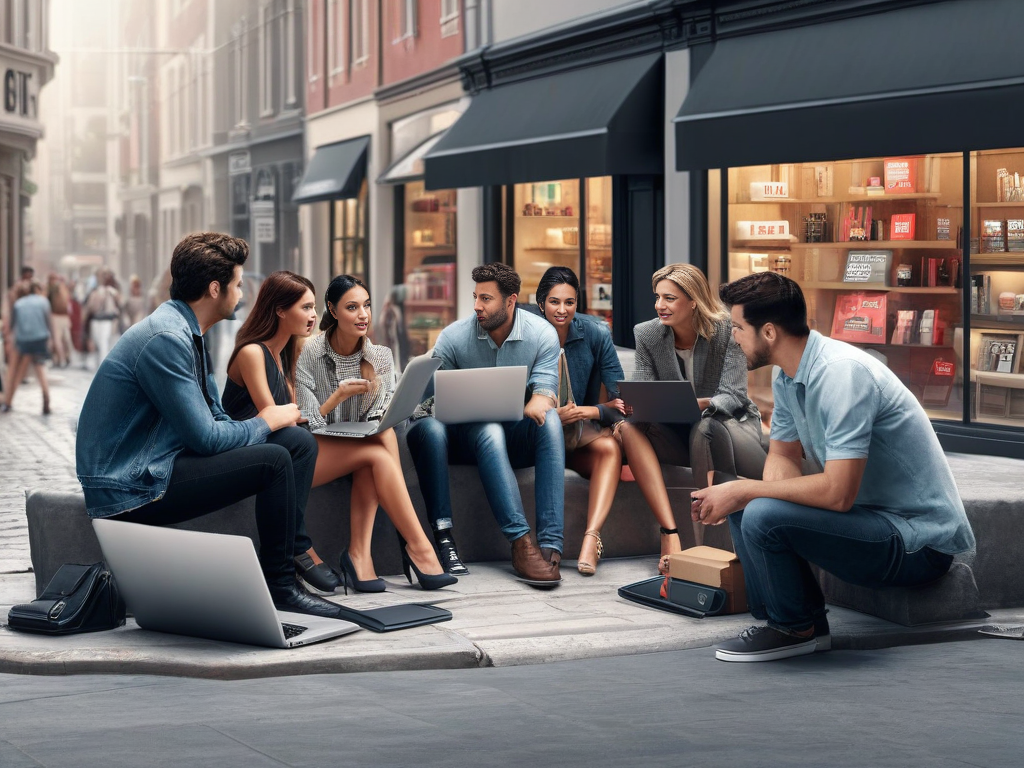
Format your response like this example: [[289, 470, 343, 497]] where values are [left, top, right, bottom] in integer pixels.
[[0, 365, 91, 574]]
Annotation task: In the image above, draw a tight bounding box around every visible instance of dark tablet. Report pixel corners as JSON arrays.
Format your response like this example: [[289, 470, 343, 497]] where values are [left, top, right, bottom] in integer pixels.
[[334, 603, 452, 632]]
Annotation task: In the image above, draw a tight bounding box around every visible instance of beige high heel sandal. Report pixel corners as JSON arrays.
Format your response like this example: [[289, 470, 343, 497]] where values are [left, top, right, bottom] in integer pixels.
[[577, 530, 604, 576]]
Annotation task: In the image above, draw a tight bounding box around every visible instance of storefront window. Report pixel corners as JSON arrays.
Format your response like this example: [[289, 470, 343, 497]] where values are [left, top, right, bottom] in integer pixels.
[[331, 179, 368, 284], [395, 180, 457, 366], [726, 155, 964, 426], [511, 176, 614, 329], [969, 148, 1024, 428]]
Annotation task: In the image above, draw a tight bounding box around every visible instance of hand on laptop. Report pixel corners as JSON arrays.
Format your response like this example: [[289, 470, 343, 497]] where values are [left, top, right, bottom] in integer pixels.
[[259, 403, 303, 432], [524, 394, 556, 426]]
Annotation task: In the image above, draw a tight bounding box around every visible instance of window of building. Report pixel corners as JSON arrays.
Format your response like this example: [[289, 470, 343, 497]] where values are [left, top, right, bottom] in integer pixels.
[[394, 0, 416, 42], [233, 26, 248, 128], [331, 179, 369, 285], [396, 181, 457, 366], [307, 2, 320, 84], [327, 0, 345, 81], [231, 173, 251, 243], [440, 0, 459, 38], [351, 0, 370, 66], [723, 154, 965, 427], [509, 177, 615, 330]]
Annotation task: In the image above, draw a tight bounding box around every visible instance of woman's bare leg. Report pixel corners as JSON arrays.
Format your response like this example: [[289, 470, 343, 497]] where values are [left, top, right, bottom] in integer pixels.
[[33, 363, 50, 413], [312, 432, 444, 576], [3, 354, 31, 407], [617, 423, 682, 557], [568, 436, 621, 570], [347, 466, 379, 579]]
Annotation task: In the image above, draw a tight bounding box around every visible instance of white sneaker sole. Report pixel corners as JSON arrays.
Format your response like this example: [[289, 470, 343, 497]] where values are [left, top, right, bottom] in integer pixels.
[[715, 637, 817, 662], [816, 634, 831, 652]]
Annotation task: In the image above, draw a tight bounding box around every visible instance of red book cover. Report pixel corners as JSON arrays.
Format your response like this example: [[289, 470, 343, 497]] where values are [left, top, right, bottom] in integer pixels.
[[884, 158, 918, 193], [890, 213, 916, 240], [831, 292, 888, 344]]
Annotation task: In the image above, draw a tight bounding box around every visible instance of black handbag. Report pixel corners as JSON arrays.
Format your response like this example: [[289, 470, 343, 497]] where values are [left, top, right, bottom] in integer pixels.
[[7, 563, 126, 635]]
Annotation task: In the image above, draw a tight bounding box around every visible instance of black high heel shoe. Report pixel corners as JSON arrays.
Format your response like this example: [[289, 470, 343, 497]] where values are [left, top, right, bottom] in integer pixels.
[[397, 532, 458, 590], [338, 549, 386, 595]]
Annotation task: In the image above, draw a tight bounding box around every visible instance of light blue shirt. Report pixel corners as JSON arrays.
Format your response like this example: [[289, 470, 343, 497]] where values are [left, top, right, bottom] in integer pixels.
[[428, 307, 559, 401], [771, 331, 975, 555]]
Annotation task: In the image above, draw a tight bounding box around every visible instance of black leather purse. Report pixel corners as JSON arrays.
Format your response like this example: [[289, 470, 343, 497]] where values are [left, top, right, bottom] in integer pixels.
[[7, 563, 126, 635]]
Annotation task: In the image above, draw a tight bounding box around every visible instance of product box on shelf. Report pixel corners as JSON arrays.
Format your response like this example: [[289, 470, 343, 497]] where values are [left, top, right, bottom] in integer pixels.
[[734, 220, 791, 241], [831, 292, 887, 344], [884, 157, 918, 193], [890, 213, 916, 240], [842, 250, 891, 285]]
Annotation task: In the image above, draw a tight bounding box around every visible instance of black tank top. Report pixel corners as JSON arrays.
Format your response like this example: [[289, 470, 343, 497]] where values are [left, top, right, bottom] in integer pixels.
[[222, 343, 290, 420]]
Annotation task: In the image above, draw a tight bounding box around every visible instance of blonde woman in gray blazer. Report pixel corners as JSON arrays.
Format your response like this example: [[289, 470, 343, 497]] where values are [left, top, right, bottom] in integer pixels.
[[629, 263, 767, 557]]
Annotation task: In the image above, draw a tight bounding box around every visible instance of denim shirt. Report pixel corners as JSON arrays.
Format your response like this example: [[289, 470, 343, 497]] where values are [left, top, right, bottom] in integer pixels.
[[76, 300, 270, 517], [427, 308, 559, 401], [562, 314, 624, 426], [771, 331, 975, 555], [11, 294, 51, 343]]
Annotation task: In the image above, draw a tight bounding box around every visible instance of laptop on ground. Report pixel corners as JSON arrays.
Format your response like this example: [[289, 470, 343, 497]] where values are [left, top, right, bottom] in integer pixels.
[[617, 380, 703, 424], [433, 365, 528, 424], [315, 354, 442, 438], [92, 519, 360, 648]]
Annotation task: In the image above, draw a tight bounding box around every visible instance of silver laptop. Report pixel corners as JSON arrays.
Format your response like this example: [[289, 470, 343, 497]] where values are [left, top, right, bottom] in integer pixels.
[[315, 354, 442, 438], [618, 380, 703, 424], [93, 519, 360, 648], [434, 365, 528, 424]]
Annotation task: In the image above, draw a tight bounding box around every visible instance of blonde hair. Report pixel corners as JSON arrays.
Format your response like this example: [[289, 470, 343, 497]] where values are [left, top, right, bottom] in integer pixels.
[[651, 263, 728, 340]]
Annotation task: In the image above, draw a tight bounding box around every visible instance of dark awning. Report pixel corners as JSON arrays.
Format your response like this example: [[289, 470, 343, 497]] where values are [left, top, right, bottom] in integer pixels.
[[674, 0, 1024, 170], [292, 136, 369, 204], [424, 54, 662, 190]]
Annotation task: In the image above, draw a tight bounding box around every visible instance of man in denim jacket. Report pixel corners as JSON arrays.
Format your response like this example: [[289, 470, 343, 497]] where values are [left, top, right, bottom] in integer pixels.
[[407, 263, 564, 585], [76, 233, 340, 618]]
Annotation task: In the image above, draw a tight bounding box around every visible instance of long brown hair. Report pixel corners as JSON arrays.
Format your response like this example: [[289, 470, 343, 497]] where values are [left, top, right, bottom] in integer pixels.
[[227, 270, 316, 390]]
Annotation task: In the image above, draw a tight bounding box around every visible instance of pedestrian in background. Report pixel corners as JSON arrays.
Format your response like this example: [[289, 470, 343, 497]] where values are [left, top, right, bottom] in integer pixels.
[[124, 274, 147, 329], [1, 281, 53, 415], [47, 273, 73, 368], [83, 268, 122, 368]]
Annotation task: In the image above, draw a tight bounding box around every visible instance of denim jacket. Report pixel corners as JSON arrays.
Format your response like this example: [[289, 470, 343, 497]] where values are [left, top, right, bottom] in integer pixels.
[[76, 300, 270, 517], [561, 314, 624, 427]]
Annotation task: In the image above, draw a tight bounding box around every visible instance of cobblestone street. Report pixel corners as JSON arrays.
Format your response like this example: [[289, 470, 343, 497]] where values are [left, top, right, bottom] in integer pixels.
[[0, 365, 91, 573]]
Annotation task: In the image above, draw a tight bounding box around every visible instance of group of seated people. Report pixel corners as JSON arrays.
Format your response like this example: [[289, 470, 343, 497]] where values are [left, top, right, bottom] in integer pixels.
[[75, 232, 975, 662]]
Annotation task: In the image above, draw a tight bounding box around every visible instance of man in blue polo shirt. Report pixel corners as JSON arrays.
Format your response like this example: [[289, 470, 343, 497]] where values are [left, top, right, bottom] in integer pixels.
[[406, 263, 563, 586], [692, 272, 975, 662]]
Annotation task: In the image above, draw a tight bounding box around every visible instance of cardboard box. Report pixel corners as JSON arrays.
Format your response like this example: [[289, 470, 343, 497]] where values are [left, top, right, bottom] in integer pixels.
[[668, 546, 747, 614]]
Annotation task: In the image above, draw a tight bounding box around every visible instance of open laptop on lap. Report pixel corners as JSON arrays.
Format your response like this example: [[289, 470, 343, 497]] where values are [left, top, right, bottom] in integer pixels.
[[315, 354, 442, 438], [617, 380, 703, 424], [93, 519, 360, 648], [434, 366, 528, 424]]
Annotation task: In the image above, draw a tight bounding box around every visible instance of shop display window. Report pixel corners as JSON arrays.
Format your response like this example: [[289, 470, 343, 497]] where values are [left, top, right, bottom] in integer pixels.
[[331, 178, 368, 285], [725, 155, 964, 425], [510, 176, 614, 329], [395, 180, 457, 364], [968, 149, 1024, 428]]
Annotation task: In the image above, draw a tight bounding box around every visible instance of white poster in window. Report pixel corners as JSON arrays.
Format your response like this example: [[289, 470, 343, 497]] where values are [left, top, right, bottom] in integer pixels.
[[591, 283, 612, 310], [254, 215, 275, 243]]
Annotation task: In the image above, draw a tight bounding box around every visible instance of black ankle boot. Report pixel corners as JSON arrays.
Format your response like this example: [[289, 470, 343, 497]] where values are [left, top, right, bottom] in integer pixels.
[[433, 527, 469, 575]]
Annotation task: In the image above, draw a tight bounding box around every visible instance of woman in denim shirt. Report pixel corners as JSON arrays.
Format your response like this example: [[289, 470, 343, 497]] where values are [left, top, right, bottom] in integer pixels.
[[536, 267, 687, 575]]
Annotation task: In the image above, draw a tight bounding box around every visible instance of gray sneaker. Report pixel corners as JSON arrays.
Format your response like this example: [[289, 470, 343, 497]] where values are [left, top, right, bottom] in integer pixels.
[[715, 625, 818, 663]]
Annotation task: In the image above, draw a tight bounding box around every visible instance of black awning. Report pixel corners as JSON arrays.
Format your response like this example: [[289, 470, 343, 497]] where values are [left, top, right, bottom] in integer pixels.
[[292, 136, 369, 204], [674, 0, 1024, 170], [424, 54, 662, 190]]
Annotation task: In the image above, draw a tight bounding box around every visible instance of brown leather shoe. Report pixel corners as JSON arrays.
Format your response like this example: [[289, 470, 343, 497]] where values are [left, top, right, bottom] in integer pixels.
[[512, 535, 560, 586], [540, 547, 562, 569]]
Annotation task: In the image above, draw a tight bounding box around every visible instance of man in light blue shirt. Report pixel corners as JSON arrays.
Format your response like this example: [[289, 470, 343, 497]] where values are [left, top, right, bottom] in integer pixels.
[[692, 272, 975, 662], [407, 263, 564, 585]]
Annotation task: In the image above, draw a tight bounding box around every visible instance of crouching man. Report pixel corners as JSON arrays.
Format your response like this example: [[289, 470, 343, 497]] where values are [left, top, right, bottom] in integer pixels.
[[692, 272, 975, 662]]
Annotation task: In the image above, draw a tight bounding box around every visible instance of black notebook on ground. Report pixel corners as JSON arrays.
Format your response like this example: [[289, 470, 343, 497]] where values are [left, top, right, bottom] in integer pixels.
[[334, 603, 452, 632]]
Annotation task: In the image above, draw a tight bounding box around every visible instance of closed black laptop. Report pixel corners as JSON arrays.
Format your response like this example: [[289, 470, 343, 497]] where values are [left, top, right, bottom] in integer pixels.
[[333, 603, 452, 632]]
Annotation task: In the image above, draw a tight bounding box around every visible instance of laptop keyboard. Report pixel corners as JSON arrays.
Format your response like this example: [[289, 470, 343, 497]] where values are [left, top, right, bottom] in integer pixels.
[[282, 622, 308, 639]]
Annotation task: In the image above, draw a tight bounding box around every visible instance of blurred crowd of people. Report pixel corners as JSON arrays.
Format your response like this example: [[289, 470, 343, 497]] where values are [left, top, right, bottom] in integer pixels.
[[0, 264, 159, 414]]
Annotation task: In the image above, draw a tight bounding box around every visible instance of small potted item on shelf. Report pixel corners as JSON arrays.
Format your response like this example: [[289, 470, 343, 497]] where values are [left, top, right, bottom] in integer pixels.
[[562, 227, 579, 246], [1014, 295, 1024, 316]]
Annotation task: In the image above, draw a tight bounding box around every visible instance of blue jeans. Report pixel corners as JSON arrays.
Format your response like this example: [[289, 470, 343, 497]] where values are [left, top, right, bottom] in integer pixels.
[[406, 415, 565, 552], [729, 499, 954, 632]]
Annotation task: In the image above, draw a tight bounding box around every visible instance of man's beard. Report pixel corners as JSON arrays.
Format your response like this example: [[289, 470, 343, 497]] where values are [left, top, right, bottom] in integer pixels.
[[478, 302, 509, 331], [746, 336, 771, 370]]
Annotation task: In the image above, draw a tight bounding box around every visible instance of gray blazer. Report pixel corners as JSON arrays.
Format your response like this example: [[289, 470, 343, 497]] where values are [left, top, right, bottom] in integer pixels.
[[632, 317, 759, 421]]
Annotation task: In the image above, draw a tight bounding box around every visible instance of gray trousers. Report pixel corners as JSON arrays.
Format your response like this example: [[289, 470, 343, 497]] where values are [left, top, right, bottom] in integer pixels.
[[635, 414, 768, 488]]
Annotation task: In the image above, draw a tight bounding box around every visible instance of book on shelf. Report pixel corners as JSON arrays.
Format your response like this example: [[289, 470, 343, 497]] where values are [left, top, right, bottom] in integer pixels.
[[936, 217, 952, 241], [971, 274, 992, 314], [1007, 219, 1024, 252], [831, 292, 887, 344], [841, 206, 873, 242], [884, 157, 918, 194], [977, 333, 1020, 374], [843, 250, 891, 285], [890, 213, 916, 240], [891, 310, 919, 345], [981, 220, 1006, 253]]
